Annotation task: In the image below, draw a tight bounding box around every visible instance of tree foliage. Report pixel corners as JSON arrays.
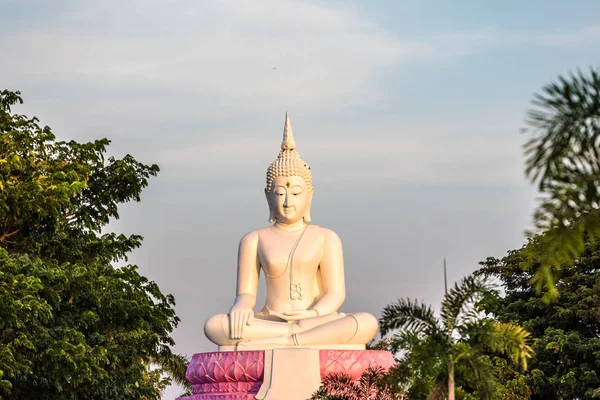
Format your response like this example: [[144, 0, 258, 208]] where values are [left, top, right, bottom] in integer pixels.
[[478, 233, 600, 399], [0, 90, 187, 399], [379, 275, 532, 400], [522, 67, 600, 299]]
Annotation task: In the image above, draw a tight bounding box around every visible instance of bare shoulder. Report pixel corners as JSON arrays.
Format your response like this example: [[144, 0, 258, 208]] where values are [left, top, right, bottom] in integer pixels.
[[311, 225, 342, 246], [239, 229, 262, 246]]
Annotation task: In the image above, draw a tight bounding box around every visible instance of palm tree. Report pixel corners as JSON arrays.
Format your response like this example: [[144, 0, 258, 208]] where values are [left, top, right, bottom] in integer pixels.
[[522, 67, 600, 299], [136, 348, 191, 399], [310, 367, 401, 400], [153, 348, 189, 388], [379, 273, 532, 400], [152, 348, 191, 397]]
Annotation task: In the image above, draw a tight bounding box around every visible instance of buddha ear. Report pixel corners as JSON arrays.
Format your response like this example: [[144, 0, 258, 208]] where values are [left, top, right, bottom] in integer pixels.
[[265, 188, 276, 223], [303, 188, 314, 223]]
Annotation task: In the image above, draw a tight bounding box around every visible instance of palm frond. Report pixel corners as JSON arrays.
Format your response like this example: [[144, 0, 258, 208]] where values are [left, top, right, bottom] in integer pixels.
[[440, 275, 494, 335], [312, 369, 400, 400], [456, 318, 493, 345], [380, 298, 441, 337], [358, 367, 395, 400], [457, 319, 532, 371], [523, 67, 600, 189], [486, 322, 533, 370], [453, 347, 500, 400], [391, 330, 421, 354], [459, 350, 495, 383], [152, 347, 190, 387], [459, 306, 485, 327], [522, 67, 600, 298], [311, 373, 358, 400]]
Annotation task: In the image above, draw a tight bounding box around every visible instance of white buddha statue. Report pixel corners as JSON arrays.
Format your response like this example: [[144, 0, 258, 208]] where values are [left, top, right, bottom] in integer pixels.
[[204, 113, 378, 349]]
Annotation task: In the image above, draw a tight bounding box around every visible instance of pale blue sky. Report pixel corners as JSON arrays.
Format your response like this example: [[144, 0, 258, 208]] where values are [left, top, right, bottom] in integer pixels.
[[1, 1, 598, 398]]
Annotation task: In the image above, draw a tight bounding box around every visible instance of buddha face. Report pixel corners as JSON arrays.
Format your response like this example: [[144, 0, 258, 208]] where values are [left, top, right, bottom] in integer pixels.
[[265, 175, 314, 224]]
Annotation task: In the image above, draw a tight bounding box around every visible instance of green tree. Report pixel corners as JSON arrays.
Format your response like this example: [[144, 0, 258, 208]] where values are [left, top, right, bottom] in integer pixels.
[[522, 67, 600, 299], [0, 90, 188, 399], [478, 232, 600, 399], [379, 275, 532, 400], [490, 357, 532, 400]]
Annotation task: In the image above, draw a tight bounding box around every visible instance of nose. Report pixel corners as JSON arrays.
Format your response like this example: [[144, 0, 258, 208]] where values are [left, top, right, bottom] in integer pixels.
[[283, 192, 290, 207]]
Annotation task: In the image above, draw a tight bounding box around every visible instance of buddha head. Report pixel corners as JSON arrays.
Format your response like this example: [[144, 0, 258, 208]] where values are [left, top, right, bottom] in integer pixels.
[[265, 113, 314, 224]]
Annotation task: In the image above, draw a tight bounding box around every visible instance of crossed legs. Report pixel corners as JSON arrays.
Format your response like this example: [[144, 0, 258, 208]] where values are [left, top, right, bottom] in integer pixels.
[[204, 312, 378, 347]]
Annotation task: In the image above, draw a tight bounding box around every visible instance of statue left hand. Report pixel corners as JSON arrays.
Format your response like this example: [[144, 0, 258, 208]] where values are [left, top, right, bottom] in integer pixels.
[[270, 309, 318, 321]]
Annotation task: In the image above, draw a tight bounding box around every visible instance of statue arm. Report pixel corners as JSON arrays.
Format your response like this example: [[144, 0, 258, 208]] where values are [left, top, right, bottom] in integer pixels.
[[229, 231, 260, 339], [311, 229, 346, 316], [234, 230, 260, 307]]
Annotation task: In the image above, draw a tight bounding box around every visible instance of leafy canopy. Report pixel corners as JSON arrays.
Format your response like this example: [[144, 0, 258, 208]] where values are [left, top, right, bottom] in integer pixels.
[[478, 232, 600, 400], [0, 90, 186, 399]]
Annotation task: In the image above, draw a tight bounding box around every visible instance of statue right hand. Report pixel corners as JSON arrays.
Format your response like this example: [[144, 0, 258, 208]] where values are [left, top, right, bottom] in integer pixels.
[[229, 305, 254, 339]]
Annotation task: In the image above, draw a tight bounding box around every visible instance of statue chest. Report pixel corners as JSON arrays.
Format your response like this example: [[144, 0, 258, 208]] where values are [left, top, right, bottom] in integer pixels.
[[257, 232, 323, 280]]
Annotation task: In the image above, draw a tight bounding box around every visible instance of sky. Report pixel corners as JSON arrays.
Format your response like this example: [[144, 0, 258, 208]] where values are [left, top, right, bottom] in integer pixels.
[[1, 0, 599, 398]]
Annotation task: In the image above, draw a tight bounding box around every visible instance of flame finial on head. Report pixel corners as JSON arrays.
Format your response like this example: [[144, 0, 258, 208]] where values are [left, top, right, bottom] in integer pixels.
[[265, 112, 313, 193], [281, 112, 296, 150]]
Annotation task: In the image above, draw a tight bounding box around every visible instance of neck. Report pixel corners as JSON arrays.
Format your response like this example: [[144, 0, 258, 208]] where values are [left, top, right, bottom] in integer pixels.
[[274, 220, 306, 232]]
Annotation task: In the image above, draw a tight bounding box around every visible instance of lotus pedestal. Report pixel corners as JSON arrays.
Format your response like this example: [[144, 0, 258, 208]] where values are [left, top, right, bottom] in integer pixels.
[[177, 348, 395, 400]]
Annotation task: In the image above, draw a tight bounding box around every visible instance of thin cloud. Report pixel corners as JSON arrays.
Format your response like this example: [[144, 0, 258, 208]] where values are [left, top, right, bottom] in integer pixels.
[[5, 1, 597, 121], [427, 25, 600, 57], [0, 0, 430, 110], [535, 25, 600, 47], [152, 112, 525, 186]]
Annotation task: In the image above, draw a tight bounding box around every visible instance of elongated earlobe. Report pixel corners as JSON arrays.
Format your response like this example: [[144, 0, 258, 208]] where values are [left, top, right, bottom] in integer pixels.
[[303, 189, 314, 223], [265, 188, 276, 223], [303, 210, 311, 223]]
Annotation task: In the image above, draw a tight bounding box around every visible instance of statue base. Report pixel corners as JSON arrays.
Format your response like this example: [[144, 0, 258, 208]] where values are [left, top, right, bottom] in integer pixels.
[[178, 349, 395, 400]]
